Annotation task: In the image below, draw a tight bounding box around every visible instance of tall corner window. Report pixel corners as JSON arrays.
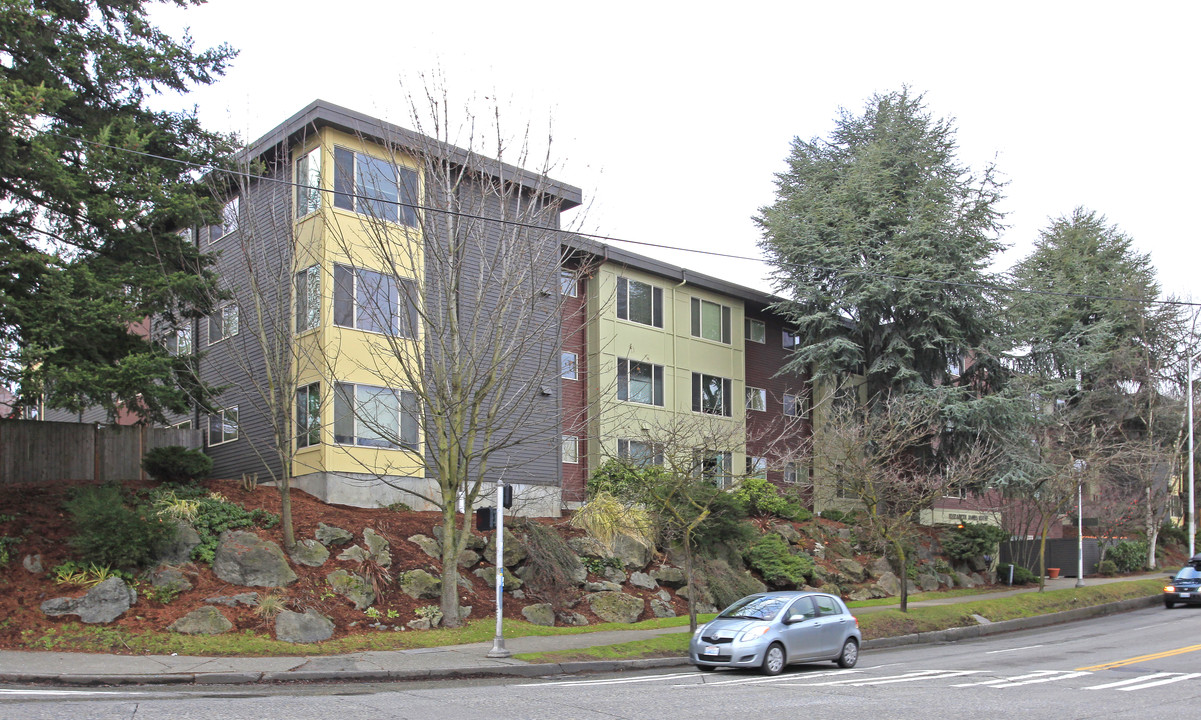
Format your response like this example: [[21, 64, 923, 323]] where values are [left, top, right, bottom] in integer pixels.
[[690, 297, 731, 343], [296, 382, 320, 449], [617, 357, 664, 406], [692, 373, 732, 416], [208, 304, 239, 344], [746, 386, 766, 412], [296, 146, 322, 217], [295, 265, 320, 333], [616, 277, 663, 328], [560, 270, 578, 297], [208, 406, 239, 446], [333, 382, 418, 450], [561, 351, 579, 380], [783, 392, 809, 418], [219, 196, 240, 238], [562, 435, 579, 464], [333, 264, 417, 337], [332, 146, 418, 226], [745, 318, 766, 344]]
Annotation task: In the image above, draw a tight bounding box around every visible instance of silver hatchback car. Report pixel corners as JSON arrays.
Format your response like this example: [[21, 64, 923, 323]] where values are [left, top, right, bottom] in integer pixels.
[[690, 591, 861, 675]]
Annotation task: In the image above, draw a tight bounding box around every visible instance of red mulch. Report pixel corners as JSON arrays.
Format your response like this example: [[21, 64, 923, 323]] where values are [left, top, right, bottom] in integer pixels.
[[0, 479, 685, 651]]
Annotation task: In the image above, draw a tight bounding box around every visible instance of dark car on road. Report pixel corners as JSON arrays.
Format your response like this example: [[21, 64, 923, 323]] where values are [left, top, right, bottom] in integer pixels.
[[689, 591, 861, 675], [1164, 565, 1201, 608]]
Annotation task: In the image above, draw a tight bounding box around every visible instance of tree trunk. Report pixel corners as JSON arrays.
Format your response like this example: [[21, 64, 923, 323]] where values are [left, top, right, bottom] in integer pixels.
[[683, 530, 697, 633], [278, 478, 294, 549], [895, 542, 909, 612], [1145, 486, 1158, 570], [1037, 516, 1050, 592], [439, 503, 464, 628]]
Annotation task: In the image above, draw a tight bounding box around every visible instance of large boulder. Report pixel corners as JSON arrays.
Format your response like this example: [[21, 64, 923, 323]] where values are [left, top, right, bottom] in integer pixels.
[[567, 536, 606, 559], [327, 569, 375, 610], [338, 528, 392, 567], [522, 603, 556, 626], [315, 523, 353, 546], [773, 523, 803, 544], [288, 539, 330, 567], [586, 591, 644, 624], [147, 566, 193, 593], [41, 577, 136, 624], [205, 592, 259, 608], [156, 521, 201, 565], [473, 566, 523, 591], [833, 558, 866, 583], [484, 528, 528, 567], [213, 531, 297, 587], [611, 535, 652, 570], [867, 557, 893, 579], [169, 606, 232, 635], [628, 571, 658, 591], [650, 599, 676, 618], [875, 571, 902, 597], [399, 569, 442, 600], [433, 525, 486, 551], [651, 566, 686, 588], [275, 609, 334, 643], [408, 534, 441, 560], [22, 554, 43, 574], [954, 571, 978, 588], [917, 573, 941, 592]]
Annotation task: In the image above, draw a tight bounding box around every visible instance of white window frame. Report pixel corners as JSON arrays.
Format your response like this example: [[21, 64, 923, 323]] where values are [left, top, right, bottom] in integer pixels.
[[295, 265, 320, 333], [617, 357, 664, 407], [690, 297, 732, 344], [783, 461, 803, 484], [746, 386, 767, 412], [295, 146, 321, 218], [208, 304, 239, 345], [560, 270, 578, 297], [695, 449, 733, 488], [616, 277, 663, 328], [693, 372, 732, 417], [783, 392, 809, 419], [745, 318, 766, 344], [561, 351, 579, 380], [332, 146, 418, 226], [747, 456, 767, 480], [218, 196, 240, 239], [783, 330, 801, 349], [562, 435, 579, 464], [333, 382, 419, 451], [296, 382, 320, 449], [333, 264, 417, 337], [208, 406, 239, 446], [618, 438, 664, 466]]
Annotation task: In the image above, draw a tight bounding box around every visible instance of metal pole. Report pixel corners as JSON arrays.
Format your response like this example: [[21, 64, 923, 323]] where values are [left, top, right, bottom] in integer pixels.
[[487, 483, 511, 658], [1190, 353, 1197, 559], [1076, 479, 1085, 587]]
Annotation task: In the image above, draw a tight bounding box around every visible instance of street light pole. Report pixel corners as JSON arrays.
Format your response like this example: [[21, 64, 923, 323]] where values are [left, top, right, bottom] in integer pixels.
[[1076, 478, 1085, 588], [1189, 351, 1201, 559]]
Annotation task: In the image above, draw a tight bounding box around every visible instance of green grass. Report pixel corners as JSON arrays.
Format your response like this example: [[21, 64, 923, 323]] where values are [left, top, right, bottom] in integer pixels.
[[512, 579, 1164, 664], [846, 586, 1016, 608]]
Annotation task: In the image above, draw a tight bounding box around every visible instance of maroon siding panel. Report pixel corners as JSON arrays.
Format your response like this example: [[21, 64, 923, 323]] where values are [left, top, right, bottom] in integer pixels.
[[744, 311, 810, 489], [560, 270, 588, 503]]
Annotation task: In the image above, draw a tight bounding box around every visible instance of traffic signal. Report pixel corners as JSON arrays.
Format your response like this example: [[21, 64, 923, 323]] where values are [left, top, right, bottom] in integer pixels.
[[476, 506, 497, 532], [502, 484, 513, 509]]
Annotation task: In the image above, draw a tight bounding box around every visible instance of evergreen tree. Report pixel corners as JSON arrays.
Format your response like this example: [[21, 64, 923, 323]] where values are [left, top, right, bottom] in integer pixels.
[[757, 89, 1006, 404], [0, 0, 236, 421]]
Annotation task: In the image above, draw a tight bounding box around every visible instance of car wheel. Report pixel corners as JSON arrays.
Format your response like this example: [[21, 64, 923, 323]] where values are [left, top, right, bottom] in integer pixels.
[[1165, 599, 1175, 609], [836, 638, 859, 668], [760, 643, 786, 676], [695, 664, 716, 672]]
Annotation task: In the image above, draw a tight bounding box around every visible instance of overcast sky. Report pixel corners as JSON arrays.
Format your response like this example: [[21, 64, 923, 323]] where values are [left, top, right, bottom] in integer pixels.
[[151, 0, 1200, 301]]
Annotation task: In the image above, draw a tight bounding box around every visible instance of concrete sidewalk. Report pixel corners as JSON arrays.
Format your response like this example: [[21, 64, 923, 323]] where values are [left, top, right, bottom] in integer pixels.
[[0, 573, 1167, 687]]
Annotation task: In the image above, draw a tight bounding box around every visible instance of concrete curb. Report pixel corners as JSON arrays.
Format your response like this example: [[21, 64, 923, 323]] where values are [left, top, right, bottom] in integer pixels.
[[0, 594, 1161, 687]]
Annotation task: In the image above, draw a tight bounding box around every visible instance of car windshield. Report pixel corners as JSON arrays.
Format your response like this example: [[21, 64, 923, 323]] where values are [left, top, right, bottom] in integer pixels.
[[719, 595, 791, 620], [1174, 567, 1201, 580]]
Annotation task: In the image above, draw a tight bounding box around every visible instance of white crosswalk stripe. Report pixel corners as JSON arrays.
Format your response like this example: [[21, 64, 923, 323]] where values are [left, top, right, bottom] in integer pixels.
[[953, 670, 1067, 687], [990, 671, 1091, 687], [679, 669, 857, 687], [1112, 672, 1201, 691], [783, 669, 971, 687], [1084, 673, 1177, 690], [517, 671, 700, 687]]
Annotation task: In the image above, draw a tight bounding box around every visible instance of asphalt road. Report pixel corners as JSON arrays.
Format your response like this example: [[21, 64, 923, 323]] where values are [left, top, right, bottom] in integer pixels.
[[3, 605, 1199, 720]]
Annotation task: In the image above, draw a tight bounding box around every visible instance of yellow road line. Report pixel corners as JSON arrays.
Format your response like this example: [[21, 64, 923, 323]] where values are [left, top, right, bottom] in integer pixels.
[[1076, 644, 1201, 671]]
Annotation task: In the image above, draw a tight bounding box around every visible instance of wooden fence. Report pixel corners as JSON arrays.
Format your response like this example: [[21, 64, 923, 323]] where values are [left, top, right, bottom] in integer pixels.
[[0, 420, 203, 485]]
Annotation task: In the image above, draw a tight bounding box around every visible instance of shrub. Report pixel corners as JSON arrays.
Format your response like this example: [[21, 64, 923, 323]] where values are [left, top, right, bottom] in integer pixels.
[[744, 533, 814, 588], [1106, 540, 1148, 573], [1158, 522, 1188, 548], [1096, 559, 1118, 576], [942, 523, 1008, 562], [695, 555, 766, 609], [141, 446, 213, 484], [733, 477, 809, 521], [569, 491, 656, 553], [65, 484, 175, 570], [820, 509, 856, 524], [146, 484, 279, 564], [682, 484, 756, 551], [1006, 565, 1037, 585], [587, 459, 666, 503]]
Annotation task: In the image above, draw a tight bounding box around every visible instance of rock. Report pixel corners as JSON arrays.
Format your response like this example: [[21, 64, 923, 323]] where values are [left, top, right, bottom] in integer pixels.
[[40, 577, 135, 624], [557, 611, 589, 626], [906, 580, 918, 594], [611, 535, 652, 570], [628, 571, 658, 591], [954, 571, 977, 588], [773, 523, 802, 544], [867, 557, 893, 579], [657, 589, 672, 602], [327, 568, 375, 610], [650, 566, 686, 588], [433, 525, 486, 551], [315, 523, 353, 546], [522, 603, 556, 626], [459, 605, 472, 621], [458, 576, 476, 595], [833, 558, 866, 583], [602, 566, 628, 584], [407, 618, 432, 630], [205, 592, 260, 608], [275, 609, 335, 643], [586, 591, 644, 624], [876, 571, 902, 597], [511, 589, 526, 599], [969, 572, 985, 586], [813, 541, 826, 560], [484, 528, 528, 567], [212, 531, 297, 587], [22, 554, 42, 574], [156, 521, 201, 565], [457, 549, 481, 568], [567, 536, 606, 559], [848, 589, 873, 602], [147, 566, 193, 593], [473, 566, 523, 591], [937, 572, 954, 588], [678, 584, 715, 607], [917, 573, 940, 592], [362, 528, 392, 567], [288, 539, 330, 567], [585, 581, 623, 592], [408, 534, 441, 560], [650, 599, 676, 618], [169, 606, 232, 635], [398, 569, 442, 600]]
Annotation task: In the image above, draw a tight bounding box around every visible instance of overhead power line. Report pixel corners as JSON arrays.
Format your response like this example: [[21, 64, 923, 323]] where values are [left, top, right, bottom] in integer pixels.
[[34, 125, 1201, 309]]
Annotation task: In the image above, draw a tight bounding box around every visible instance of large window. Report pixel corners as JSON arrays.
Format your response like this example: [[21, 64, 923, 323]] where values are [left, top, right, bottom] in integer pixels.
[[692, 373, 732, 416], [333, 147, 418, 226], [296, 383, 320, 449], [784, 462, 803, 484], [333, 264, 417, 336], [690, 298, 731, 344], [616, 277, 663, 328], [695, 450, 732, 488], [617, 357, 664, 406], [746, 456, 767, 480], [295, 265, 320, 333], [746, 386, 766, 412], [618, 438, 663, 466], [783, 392, 809, 418], [208, 406, 239, 446], [208, 304, 239, 344], [296, 147, 321, 217], [745, 318, 766, 344], [165, 326, 192, 356], [333, 382, 418, 450], [561, 351, 579, 380]]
